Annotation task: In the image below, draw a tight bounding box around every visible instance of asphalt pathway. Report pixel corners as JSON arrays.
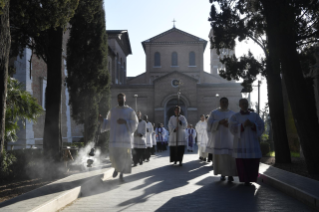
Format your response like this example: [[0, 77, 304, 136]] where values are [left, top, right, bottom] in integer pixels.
[[61, 147, 314, 212]]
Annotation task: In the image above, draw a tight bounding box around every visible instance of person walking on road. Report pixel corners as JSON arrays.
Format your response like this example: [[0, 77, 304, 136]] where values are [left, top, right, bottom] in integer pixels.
[[99, 93, 138, 182], [206, 97, 237, 182], [196, 114, 208, 161], [168, 106, 188, 166], [132, 111, 147, 166], [229, 98, 264, 186]]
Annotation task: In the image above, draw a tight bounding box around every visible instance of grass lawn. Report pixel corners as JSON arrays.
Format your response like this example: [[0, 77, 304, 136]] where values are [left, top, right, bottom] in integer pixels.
[[266, 151, 300, 157]]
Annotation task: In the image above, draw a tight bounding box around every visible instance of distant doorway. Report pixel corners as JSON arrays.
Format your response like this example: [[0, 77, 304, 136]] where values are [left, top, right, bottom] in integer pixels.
[[165, 99, 186, 127]]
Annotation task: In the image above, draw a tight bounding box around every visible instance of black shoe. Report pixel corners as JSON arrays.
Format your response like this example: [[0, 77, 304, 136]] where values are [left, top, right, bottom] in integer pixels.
[[119, 173, 124, 183], [113, 170, 118, 178], [228, 176, 234, 182], [179, 161, 183, 166], [244, 182, 252, 186], [139, 161, 143, 165], [133, 164, 137, 167], [220, 176, 226, 181], [174, 161, 177, 165]]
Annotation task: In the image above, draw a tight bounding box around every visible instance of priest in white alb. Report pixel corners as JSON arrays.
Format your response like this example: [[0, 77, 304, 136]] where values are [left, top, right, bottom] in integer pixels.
[[195, 114, 208, 162], [206, 97, 237, 181], [229, 98, 264, 185], [99, 93, 138, 182], [168, 106, 188, 166]]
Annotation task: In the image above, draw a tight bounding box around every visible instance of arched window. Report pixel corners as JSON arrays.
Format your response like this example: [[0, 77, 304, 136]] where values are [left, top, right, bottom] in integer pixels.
[[189, 51, 196, 66], [172, 52, 178, 66], [154, 52, 161, 67]]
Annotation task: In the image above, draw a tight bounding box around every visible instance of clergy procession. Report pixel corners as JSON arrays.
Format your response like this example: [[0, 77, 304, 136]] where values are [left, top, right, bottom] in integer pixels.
[[100, 93, 264, 186]]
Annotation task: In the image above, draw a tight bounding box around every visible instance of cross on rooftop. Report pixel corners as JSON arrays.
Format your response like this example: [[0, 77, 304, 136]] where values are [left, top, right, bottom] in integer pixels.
[[173, 19, 176, 28]]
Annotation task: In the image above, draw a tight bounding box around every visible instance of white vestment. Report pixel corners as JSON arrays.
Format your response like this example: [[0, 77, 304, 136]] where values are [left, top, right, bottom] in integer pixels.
[[206, 109, 235, 155], [145, 122, 154, 148], [195, 120, 208, 158], [206, 109, 237, 176], [186, 128, 196, 151], [133, 120, 147, 149], [101, 105, 138, 148], [168, 115, 188, 146], [229, 111, 265, 158], [101, 105, 138, 173], [152, 130, 157, 146]]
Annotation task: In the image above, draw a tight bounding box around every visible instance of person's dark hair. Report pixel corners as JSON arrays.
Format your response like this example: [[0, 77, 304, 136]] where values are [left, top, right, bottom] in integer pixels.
[[144, 115, 148, 119], [220, 97, 228, 102], [200, 114, 205, 118], [117, 93, 126, 98], [239, 98, 248, 104], [175, 105, 181, 111]]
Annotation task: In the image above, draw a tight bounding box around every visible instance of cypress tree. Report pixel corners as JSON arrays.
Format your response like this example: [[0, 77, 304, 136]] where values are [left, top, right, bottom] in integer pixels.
[[67, 0, 109, 145]]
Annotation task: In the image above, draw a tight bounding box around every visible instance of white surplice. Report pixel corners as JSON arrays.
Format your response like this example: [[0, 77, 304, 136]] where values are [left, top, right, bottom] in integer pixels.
[[101, 105, 138, 173], [195, 121, 208, 148], [145, 122, 154, 148], [206, 109, 237, 176], [206, 109, 235, 155], [229, 111, 265, 158], [133, 120, 147, 149], [168, 115, 188, 146]]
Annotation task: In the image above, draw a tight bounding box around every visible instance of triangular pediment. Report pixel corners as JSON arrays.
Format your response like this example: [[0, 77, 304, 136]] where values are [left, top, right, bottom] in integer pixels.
[[143, 28, 206, 43]]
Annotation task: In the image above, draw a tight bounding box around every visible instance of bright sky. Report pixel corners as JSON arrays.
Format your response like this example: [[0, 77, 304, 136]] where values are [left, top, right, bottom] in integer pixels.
[[104, 0, 268, 110]]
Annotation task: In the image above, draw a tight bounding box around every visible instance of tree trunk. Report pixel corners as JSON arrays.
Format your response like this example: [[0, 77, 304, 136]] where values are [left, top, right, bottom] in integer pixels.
[[262, 1, 319, 174], [266, 37, 291, 163], [0, 1, 11, 156], [43, 27, 63, 163]]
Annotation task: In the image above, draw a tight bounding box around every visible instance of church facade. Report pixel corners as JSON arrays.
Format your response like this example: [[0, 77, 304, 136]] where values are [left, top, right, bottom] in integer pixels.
[[111, 27, 242, 127]]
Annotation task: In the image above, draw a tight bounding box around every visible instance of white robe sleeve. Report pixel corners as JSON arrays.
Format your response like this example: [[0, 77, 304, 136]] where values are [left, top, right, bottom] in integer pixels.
[[193, 130, 197, 139], [168, 117, 174, 133], [140, 121, 147, 136], [229, 114, 242, 138], [100, 111, 111, 133], [125, 110, 139, 134], [253, 114, 265, 137], [207, 111, 220, 132], [179, 116, 188, 129]]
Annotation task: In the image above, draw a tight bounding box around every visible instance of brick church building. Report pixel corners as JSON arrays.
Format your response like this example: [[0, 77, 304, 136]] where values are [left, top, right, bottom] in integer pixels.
[[111, 27, 242, 127]]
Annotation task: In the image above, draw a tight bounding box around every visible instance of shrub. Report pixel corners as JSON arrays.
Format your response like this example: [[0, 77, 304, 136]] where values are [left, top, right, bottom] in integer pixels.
[[260, 141, 270, 157], [0, 150, 17, 180], [0, 149, 44, 180]]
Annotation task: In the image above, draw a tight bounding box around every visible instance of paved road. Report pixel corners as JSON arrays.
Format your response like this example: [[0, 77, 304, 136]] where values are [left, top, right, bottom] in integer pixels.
[[61, 148, 314, 212]]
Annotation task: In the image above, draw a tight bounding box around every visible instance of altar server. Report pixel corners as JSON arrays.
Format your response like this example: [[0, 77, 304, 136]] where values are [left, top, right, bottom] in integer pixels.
[[206, 97, 237, 181], [133, 112, 147, 166], [144, 115, 154, 162], [229, 98, 264, 185], [168, 106, 188, 166], [196, 114, 208, 161]]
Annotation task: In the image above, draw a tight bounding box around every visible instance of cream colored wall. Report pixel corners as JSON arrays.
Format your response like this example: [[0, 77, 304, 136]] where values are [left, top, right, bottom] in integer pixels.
[[145, 43, 204, 72]]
